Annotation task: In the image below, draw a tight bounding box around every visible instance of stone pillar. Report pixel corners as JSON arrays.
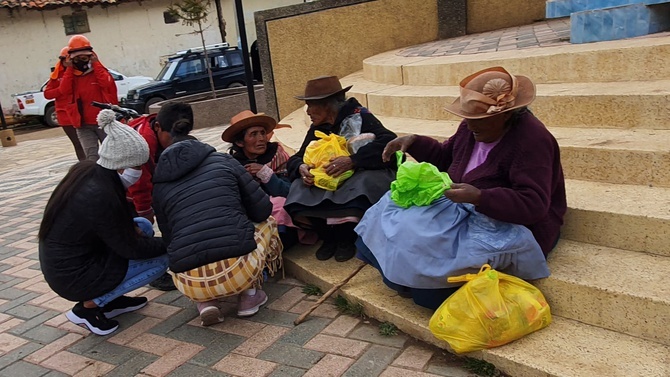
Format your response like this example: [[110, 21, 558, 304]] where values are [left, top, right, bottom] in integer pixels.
[[438, 0, 467, 39]]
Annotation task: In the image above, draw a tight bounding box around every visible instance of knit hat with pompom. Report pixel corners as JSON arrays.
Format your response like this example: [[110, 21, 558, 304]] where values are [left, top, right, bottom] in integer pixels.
[[96, 109, 150, 170]]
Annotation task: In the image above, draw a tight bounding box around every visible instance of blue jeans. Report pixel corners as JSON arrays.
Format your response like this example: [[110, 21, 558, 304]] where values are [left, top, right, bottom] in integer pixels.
[[92, 217, 166, 307]]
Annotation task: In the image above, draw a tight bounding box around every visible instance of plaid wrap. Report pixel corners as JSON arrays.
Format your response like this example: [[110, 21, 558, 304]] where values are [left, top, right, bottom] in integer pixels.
[[170, 217, 283, 302]]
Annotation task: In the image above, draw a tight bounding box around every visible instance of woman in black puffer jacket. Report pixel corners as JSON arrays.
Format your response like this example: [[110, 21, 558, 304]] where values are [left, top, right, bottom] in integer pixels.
[[152, 102, 282, 326], [39, 110, 168, 336]]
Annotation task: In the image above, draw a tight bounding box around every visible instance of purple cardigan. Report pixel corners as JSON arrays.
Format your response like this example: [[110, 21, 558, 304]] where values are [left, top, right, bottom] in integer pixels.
[[407, 112, 566, 256]]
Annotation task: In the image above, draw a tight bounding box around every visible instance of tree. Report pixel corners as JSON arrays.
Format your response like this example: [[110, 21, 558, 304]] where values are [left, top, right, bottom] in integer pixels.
[[167, 0, 217, 99]]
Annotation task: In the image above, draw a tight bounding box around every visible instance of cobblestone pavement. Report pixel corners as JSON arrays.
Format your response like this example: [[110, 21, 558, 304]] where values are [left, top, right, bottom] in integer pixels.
[[397, 18, 570, 57], [0, 126, 477, 377]]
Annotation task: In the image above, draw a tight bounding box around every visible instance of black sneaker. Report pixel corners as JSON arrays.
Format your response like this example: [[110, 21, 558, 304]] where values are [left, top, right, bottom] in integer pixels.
[[334, 241, 356, 262], [149, 273, 177, 291], [66, 302, 119, 336], [315, 241, 337, 261], [102, 296, 148, 318]]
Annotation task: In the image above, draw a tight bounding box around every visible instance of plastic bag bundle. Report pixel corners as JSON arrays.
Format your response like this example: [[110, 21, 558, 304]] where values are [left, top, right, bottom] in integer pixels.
[[390, 151, 453, 208], [303, 131, 354, 191], [429, 264, 552, 354]]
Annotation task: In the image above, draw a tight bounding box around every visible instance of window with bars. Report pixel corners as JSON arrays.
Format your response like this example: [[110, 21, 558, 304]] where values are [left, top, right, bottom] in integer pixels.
[[62, 11, 90, 35]]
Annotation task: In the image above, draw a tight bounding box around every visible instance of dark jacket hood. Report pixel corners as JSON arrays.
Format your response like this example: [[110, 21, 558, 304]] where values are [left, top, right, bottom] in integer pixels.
[[154, 139, 215, 183]]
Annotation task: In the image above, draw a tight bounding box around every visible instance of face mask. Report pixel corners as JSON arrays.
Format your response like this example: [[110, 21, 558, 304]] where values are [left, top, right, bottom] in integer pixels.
[[73, 60, 90, 72], [118, 168, 142, 189]]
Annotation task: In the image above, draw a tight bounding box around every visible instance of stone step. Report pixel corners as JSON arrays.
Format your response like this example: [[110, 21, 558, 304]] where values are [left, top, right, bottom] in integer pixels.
[[342, 75, 670, 130], [374, 116, 670, 188], [361, 34, 670, 85], [562, 179, 670, 256], [537, 239, 670, 345], [283, 246, 670, 377]]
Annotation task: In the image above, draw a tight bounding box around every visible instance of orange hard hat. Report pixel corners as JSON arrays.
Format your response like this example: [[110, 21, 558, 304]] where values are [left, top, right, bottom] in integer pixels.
[[59, 46, 69, 58], [67, 35, 92, 54]]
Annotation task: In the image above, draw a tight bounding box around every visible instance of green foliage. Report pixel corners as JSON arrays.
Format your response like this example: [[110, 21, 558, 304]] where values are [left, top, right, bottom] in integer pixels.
[[378, 322, 398, 337], [167, 0, 210, 27], [334, 295, 365, 318], [302, 284, 323, 297], [464, 357, 502, 377]]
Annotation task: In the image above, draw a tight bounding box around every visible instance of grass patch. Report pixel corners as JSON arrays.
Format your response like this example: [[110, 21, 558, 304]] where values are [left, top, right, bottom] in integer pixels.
[[378, 322, 398, 337], [301, 284, 323, 296], [334, 295, 365, 318], [464, 357, 502, 377]]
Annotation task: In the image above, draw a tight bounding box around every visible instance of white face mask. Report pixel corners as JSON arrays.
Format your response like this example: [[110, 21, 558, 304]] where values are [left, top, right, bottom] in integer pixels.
[[118, 168, 142, 189]]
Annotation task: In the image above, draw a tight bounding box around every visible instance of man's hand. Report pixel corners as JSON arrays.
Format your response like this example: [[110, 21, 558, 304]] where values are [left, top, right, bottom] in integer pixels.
[[299, 164, 315, 186], [444, 183, 481, 205], [325, 156, 354, 178], [382, 135, 417, 162]]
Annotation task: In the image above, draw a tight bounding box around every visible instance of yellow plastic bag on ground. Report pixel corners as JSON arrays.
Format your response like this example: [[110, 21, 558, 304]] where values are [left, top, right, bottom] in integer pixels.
[[429, 264, 551, 354], [303, 131, 354, 191]]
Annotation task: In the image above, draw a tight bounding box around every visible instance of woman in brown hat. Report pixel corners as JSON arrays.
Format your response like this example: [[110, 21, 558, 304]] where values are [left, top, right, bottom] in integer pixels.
[[284, 76, 398, 262], [224, 110, 311, 248], [355, 67, 566, 310]]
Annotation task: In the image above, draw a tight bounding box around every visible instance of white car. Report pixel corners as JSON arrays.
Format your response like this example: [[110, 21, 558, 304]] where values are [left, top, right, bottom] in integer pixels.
[[12, 69, 153, 127]]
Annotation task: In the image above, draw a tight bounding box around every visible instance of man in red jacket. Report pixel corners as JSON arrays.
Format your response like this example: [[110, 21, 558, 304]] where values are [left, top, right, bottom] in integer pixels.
[[59, 35, 118, 161], [126, 113, 176, 291]]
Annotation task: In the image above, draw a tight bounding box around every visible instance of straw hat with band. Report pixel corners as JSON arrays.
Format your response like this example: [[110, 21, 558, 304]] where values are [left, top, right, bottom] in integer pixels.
[[295, 76, 352, 101], [221, 110, 291, 143], [444, 67, 536, 120]]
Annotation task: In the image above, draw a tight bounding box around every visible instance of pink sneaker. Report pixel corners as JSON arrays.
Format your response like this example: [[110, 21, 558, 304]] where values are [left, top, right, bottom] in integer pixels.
[[237, 290, 268, 317], [197, 301, 224, 326]]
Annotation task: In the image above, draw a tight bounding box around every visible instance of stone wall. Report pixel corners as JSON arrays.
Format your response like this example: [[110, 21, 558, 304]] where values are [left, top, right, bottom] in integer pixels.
[[467, 0, 546, 33], [255, 0, 441, 120]]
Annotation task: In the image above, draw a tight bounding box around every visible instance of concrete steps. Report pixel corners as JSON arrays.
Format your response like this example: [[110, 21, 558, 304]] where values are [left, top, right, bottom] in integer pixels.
[[343, 77, 670, 129], [361, 34, 670, 85], [283, 245, 670, 377], [273, 33, 670, 376]]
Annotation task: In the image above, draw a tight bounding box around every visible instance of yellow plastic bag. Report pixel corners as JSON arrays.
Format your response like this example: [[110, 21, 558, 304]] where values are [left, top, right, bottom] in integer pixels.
[[429, 264, 551, 354], [303, 131, 354, 191]]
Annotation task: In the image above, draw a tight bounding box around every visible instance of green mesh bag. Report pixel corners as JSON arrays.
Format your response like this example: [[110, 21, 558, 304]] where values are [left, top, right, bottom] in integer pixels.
[[390, 151, 453, 208]]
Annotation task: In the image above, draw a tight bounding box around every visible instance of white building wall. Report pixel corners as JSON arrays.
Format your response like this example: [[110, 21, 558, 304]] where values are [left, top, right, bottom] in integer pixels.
[[0, 0, 302, 111]]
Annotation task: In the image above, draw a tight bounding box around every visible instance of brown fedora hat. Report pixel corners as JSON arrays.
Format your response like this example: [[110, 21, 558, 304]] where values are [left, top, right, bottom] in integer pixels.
[[295, 75, 353, 101], [222, 110, 290, 142], [444, 67, 536, 120]]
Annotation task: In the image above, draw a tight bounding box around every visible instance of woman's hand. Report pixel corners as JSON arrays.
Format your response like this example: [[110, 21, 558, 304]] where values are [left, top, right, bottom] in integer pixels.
[[382, 135, 417, 162], [325, 156, 354, 178], [299, 164, 315, 186], [245, 163, 264, 177], [444, 183, 481, 205]]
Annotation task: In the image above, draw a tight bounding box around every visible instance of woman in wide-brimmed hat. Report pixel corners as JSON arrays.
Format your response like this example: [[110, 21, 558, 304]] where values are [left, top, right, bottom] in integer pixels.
[[284, 76, 398, 262], [224, 110, 315, 249], [355, 67, 567, 310]]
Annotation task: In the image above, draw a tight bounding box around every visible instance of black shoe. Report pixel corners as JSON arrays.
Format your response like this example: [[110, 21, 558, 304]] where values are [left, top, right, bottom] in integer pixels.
[[102, 296, 148, 319], [316, 241, 337, 261], [334, 241, 356, 262], [149, 273, 177, 291], [66, 302, 119, 336]]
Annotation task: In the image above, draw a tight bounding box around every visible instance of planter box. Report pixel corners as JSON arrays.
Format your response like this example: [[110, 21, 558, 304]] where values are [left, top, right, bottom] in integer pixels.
[[148, 85, 266, 129]]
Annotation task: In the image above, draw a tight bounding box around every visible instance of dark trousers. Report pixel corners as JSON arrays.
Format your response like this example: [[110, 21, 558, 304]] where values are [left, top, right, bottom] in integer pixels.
[[355, 237, 459, 310], [62, 125, 86, 161]]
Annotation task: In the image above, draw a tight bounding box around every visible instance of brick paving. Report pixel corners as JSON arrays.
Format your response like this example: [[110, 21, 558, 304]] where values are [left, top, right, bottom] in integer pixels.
[[0, 125, 478, 377], [397, 18, 571, 57]]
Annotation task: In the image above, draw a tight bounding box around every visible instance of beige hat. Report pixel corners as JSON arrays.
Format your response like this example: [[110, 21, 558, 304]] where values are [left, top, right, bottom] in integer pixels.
[[221, 110, 291, 142], [444, 67, 536, 119], [96, 110, 150, 170]]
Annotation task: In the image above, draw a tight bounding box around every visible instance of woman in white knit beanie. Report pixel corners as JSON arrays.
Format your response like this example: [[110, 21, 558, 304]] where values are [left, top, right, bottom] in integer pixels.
[[38, 110, 169, 336]]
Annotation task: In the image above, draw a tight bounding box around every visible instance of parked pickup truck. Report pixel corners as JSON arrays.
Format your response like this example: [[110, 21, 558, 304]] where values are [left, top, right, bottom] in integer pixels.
[[12, 69, 153, 127]]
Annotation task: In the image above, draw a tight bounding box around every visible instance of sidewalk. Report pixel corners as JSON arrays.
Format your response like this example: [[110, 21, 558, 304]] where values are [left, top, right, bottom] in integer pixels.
[[0, 126, 478, 377]]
